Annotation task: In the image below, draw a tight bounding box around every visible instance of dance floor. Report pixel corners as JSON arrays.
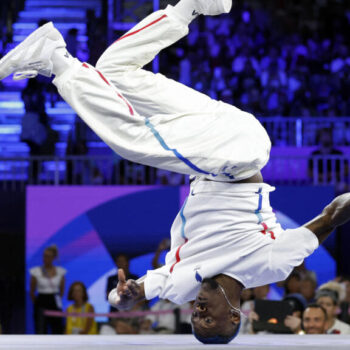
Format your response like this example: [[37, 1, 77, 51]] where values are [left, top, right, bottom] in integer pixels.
[[1, 335, 350, 350]]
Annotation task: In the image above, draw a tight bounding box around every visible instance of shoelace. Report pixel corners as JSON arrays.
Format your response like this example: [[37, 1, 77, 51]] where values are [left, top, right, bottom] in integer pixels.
[[13, 70, 38, 80]]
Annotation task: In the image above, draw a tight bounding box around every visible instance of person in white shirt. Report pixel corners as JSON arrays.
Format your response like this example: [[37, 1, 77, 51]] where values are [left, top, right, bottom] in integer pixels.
[[29, 245, 66, 334], [2, 0, 350, 344]]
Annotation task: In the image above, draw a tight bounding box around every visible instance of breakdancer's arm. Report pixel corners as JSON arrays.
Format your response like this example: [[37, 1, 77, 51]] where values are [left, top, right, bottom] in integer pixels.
[[304, 193, 350, 244], [108, 269, 145, 310]]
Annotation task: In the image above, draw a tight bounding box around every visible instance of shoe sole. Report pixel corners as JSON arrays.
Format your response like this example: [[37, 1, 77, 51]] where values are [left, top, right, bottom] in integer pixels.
[[197, 0, 232, 16], [0, 22, 54, 80], [221, 0, 232, 13]]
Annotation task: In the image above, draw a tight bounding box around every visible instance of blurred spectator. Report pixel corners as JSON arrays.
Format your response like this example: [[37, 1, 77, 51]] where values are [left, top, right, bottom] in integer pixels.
[[66, 118, 89, 184], [99, 300, 149, 335], [29, 245, 65, 334], [21, 78, 58, 183], [241, 284, 271, 334], [156, 169, 186, 185], [283, 293, 307, 334], [152, 238, 170, 269], [302, 304, 328, 334], [316, 282, 350, 334], [20, 78, 46, 183], [86, 10, 107, 66], [308, 128, 347, 185], [65, 28, 79, 58], [240, 288, 254, 304], [106, 254, 138, 312], [100, 317, 139, 335], [283, 270, 302, 296], [65, 281, 97, 334], [300, 273, 318, 303], [339, 276, 350, 324]]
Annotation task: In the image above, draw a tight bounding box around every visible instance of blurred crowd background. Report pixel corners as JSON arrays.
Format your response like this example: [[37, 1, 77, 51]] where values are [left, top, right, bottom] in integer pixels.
[[160, 0, 350, 118]]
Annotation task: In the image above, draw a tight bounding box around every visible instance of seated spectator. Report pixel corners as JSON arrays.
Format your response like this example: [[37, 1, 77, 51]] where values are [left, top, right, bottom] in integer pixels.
[[152, 238, 170, 269], [302, 304, 328, 334], [283, 270, 301, 296], [316, 282, 350, 334], [330, 45, 350, 74], [300, 273, 317, 303], [338, 276, 350, 324], [240, 288, 254, 305], [65, 281, 97, 334], [283, 293, 307, 334], [99, 300, 149, 335], [308, 128, 347, 185], [156, 169, 185, 186], [240, 285, 271, 334]]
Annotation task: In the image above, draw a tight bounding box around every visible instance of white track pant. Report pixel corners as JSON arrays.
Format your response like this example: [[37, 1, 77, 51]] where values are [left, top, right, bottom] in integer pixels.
[[53, 6, 271, 181]]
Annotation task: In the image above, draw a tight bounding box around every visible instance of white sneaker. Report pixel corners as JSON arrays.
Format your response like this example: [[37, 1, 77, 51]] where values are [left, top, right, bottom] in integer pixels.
[[0, 22, 65, 81], [194, 0, 232, 16]]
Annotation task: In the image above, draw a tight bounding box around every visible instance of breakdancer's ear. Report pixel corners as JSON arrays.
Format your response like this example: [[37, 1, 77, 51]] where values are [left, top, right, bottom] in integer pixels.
[[230, 310, 241, 325]]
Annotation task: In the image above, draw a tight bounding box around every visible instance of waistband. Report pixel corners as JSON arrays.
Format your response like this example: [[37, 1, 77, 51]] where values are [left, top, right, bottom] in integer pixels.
[[191, 178, 275, 195]]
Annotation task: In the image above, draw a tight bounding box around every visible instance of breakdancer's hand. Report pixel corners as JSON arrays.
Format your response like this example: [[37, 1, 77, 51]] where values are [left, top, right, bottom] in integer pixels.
[[108, 269, 145, 311]]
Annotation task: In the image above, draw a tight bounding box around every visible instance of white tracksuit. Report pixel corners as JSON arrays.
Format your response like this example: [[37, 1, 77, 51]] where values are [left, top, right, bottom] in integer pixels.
[[53, 6, 319, 304], [53, 6, 270, 182]]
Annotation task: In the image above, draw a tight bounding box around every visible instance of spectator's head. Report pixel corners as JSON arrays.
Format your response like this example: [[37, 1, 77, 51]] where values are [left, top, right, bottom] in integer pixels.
[[253, 285, 270, 299], [300, 275, 317, 302], [115, 254, 130, 273], [22, 78, 45, 113], [284, 271, 301, 295], [37, 18, 50, 27], [68, 28, 78, 37], [43, 245, 58, 267], [192, 278, 241, 344], [68, 281, 89, 304], [316, 128, 334, 149], [283, 293, 307, 318], [302, 304, 327, 334], [315, 288, 339, 321], [342, 276, 350, 303], [240, 288, 254, 303]]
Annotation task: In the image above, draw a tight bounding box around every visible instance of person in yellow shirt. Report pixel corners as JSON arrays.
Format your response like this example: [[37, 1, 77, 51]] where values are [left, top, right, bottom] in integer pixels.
[[65, 281, 97, 334]]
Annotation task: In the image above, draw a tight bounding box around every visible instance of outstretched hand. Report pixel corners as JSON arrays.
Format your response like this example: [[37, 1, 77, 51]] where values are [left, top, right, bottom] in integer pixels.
[[108, 269, 143, 311]]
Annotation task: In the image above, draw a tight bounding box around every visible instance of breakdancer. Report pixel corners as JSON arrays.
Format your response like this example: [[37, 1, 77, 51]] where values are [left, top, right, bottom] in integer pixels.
[[1, 0, 350, 344]]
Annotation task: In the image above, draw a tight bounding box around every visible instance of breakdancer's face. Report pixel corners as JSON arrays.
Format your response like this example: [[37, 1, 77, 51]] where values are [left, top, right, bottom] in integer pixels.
[[191, 278, 240, 342]]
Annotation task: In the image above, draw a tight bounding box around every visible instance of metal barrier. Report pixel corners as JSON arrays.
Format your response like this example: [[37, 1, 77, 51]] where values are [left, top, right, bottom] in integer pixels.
[[262, 154, 349, 187], [0, 154, 349, 190], [260, 117, 350, 147]]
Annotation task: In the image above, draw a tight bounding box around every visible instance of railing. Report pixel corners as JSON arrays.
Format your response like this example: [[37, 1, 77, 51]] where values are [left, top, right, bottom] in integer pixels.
[[260, 117, 350, 147], [0, 154, 349, 190], [0, 155, 188, 190]]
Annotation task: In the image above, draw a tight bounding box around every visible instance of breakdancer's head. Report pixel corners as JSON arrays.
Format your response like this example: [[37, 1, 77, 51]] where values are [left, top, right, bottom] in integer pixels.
[[191, 276, 242, 344]]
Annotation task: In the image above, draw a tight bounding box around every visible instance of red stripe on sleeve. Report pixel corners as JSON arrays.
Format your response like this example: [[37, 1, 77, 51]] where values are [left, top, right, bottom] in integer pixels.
[[95, 69, 134, 116], [170, 239, 188, 273], [116, 91, 134, 116], [96, 69, 111, 86], [115, 14, 168, 43]]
